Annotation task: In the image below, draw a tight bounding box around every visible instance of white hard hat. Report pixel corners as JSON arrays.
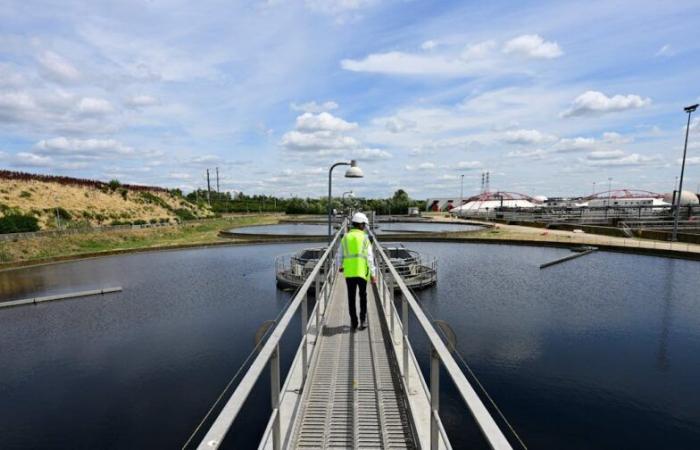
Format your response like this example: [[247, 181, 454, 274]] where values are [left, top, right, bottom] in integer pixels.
[[351, 212, 369, 224]]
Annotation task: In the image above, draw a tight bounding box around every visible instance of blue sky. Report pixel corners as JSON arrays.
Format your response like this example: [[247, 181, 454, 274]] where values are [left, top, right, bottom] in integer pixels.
[[1, 0, 699, 198]]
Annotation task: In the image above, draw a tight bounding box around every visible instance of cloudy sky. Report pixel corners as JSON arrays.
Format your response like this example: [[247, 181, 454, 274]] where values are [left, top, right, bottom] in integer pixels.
[[1, 0, 699, 198]]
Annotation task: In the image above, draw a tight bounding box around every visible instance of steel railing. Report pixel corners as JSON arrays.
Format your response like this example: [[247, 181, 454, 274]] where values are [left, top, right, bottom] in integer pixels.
[[369, 228, 513, 450], [197, 219, 346, 450]]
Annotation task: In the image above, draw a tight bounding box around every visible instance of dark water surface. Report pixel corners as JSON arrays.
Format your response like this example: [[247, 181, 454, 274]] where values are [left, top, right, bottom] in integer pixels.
[[405, 242, 700, 450], [231, 221, 483, 235], [1, 243, 699, 449]]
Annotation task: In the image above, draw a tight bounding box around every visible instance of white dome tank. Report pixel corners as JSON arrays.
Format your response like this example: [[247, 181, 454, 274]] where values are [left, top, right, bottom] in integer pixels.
[[663, 190, 699, 206]]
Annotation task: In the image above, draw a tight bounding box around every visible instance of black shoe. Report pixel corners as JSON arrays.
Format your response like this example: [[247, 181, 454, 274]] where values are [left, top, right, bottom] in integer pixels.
[[360, 319, 367, 330], [351, 322, 358, 330]]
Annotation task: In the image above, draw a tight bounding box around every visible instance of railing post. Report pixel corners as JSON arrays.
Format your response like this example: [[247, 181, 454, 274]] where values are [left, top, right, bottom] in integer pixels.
[[402, 295, 409, 391], [389, 277, 395, 339], [271, 344, 281, 450], [301, 291, 309, 380], [315, 268, 321, 316], [430, 346, 440, 450]]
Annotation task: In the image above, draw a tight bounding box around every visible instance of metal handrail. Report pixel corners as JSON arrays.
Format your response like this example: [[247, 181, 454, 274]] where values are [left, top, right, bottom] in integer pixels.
[[197, 219, 347, 449], [369, 229, 513, 450]]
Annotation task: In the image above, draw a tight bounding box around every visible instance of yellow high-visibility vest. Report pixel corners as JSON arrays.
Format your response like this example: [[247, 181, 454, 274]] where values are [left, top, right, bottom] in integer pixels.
[[341, 228, 370, 281]]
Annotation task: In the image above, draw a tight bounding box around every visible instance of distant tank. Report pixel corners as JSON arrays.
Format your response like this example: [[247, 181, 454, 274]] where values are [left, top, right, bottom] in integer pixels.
[[663, 190, 699, 206]]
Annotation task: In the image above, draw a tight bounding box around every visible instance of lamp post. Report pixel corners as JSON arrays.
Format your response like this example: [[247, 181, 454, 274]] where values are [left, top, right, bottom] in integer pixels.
[[328, 160, 363, 242], [605, 177, 612, 220], [672, 103, 699, 241], [459, 174, 464, 217]]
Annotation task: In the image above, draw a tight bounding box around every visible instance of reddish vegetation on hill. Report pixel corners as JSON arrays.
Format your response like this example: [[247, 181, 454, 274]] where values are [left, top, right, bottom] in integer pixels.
[[0, 170, 169, 192]]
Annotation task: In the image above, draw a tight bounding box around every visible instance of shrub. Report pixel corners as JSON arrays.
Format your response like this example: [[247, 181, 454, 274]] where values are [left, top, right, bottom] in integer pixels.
[[55, 207, 72, 221], [174, 208, 196, 221], [159, 218, 169, 223], [0, 214, 40, 234], [149, 218, 158, 224], [108, 179, 121, 190], [19, 191, 31, 198], [133, 219, 147, 225], [119, 188, 128, 200]]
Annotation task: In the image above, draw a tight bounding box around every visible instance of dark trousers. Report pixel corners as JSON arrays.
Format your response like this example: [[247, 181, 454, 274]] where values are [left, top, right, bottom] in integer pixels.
[[346, 277, 367, 326]]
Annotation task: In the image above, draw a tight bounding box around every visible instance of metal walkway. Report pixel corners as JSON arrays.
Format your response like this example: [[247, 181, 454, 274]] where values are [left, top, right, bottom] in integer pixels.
[[197, 219, 513, 450], [291, 280, 416, 449]]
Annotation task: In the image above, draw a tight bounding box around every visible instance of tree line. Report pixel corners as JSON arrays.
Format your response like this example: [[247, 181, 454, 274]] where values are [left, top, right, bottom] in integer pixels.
[[185, 189, 424, 215]]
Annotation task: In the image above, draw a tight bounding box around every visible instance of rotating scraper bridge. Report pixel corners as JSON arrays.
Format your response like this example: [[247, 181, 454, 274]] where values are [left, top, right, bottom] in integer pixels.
[[195, 220, 513, 450]]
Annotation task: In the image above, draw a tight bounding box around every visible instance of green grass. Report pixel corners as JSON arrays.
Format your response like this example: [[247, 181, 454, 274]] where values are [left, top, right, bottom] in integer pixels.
[[0, 215, 280, 266]]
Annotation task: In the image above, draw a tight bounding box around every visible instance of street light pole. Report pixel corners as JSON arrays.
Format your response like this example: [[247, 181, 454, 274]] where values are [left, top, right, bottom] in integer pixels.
[[460, 174, 464, 216], [328, 160, 363, 243], [672, 103, 698, 241]]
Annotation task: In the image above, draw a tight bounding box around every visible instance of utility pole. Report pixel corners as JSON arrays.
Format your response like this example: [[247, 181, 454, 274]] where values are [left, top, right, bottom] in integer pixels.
[[216, 167, 220, 195], [672, 103, 699, 241], [206, 169, 211, 206]]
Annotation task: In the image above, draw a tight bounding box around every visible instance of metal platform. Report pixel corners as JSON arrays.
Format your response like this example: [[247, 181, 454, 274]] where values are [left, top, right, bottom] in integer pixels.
[[291, 280, 416, 449]]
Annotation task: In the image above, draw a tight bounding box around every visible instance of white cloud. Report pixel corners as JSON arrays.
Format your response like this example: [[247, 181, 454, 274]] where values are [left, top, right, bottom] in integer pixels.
[[587, 150, 625, 160], [290, 100, 339, 113], [554, 137, 598, 152], [503, 129, 557, 145], [405, 162, 436, 171], [421, 40, 438, 50], [584, 153, 660, 167], [126, 95, 159, 108], [341, 52, 481, 77], [37, 51, 81, 82], [690, 118, 699, 132], [502, 34, 563, 59], [562, 91, 651, 117], [305, 0, 377, 14], [191, 155, 224, 165], [34, 137, 135, 157], [461, 40, 496, 59], [350, 148, 392, 160], [77, 97, 114, 115], [168, 172, 193, 180], [507, 148, 548, 159], [685, 156, 700, 166], [13, 152, 53, 167], [655, 45, 675, 57], [282, 130, 359, 151], [602, 131, 632, 144], [384, 117, 416, 133], [454, 160, 482, 170], [295, 112, 357, 132]]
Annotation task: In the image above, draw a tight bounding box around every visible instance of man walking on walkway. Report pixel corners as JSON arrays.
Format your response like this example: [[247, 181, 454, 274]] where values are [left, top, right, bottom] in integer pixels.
[[339, 212, 376, 330]]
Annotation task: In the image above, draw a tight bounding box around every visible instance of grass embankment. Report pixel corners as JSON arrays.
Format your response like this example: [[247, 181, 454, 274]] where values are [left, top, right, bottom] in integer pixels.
[[0, 215, 280, 267]]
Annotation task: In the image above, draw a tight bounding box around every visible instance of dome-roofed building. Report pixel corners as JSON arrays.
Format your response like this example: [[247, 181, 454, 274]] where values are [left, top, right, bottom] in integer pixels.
[[579, 189, 668, 207], [452, 191, 536, 217]]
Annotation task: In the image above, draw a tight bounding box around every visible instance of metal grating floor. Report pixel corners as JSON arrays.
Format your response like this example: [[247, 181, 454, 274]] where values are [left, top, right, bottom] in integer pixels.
[[291, 280, 417, 449]]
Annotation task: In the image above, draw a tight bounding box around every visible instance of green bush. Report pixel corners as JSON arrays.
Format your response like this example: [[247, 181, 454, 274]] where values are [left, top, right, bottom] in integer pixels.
[[149, 218, 158, 224], [0, 214, 40, 234], [19, 191, 31, 198], [119, 188, 128, 200], [55, 207, 72, 221], [174, 208, 196, 221], [133, 219, 147, 225], [108, 179, 121, 190]]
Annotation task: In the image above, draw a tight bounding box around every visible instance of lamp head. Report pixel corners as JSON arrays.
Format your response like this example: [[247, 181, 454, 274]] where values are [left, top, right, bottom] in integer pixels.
[[344, 160, 364, 178], [685, 104, 699, 113]]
